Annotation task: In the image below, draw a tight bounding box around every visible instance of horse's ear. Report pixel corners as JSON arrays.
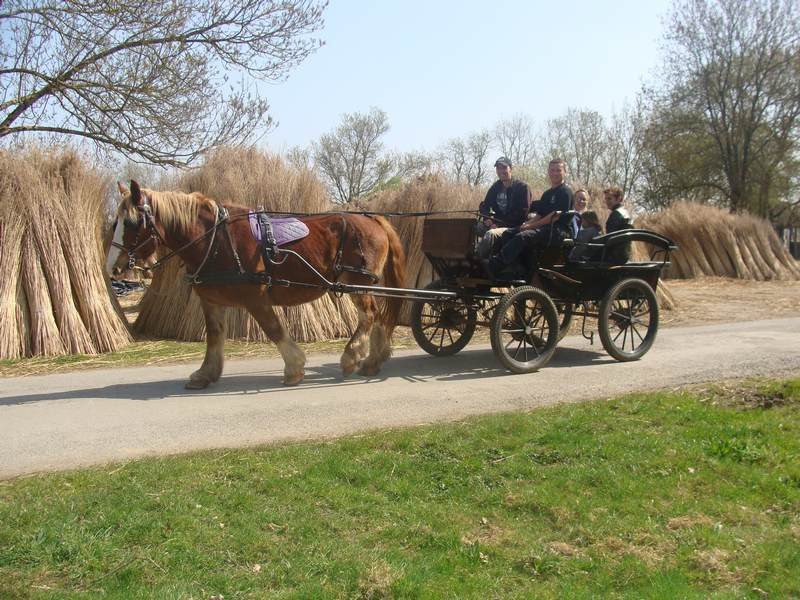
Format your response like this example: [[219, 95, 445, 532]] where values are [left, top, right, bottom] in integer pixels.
[[130, 180, 143, 207], [117, 181, 129, 197]]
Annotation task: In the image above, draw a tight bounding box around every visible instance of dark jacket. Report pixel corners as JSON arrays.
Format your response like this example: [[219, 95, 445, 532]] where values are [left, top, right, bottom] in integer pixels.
[[479, 179, 530, 228], [606, 203, 633, 263]]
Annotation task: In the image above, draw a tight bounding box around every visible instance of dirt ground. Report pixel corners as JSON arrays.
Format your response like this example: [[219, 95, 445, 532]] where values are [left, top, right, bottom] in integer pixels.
[[657, 277, 800, 327]]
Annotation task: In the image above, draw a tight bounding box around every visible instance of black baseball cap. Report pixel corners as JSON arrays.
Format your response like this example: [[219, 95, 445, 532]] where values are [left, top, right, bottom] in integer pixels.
[[494, 156, 512, 168]]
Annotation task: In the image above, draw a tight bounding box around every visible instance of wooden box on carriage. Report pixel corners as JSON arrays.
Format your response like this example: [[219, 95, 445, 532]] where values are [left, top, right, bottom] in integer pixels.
[[421, 218, 476, 258]]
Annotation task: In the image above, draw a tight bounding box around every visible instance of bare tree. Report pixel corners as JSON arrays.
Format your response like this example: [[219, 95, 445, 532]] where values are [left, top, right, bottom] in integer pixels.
[[494, 114, 537, 168], [0, 0, 327, 166], [542, 108, 606, 185], [599, 100, 647, 198], [652, 0, 800, 213], [438, 129, 492, 186], [313, 107, 394, 204]]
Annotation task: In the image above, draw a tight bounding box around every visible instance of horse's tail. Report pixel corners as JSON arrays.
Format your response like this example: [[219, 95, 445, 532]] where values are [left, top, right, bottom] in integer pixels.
[[372, 215, 407, 336]]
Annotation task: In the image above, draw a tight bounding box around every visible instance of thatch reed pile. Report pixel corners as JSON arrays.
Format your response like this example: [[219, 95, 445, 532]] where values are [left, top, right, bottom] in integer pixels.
[[0, 149, 132, 360], [637, 202, 800, 281], [133, 147, 361, 342]]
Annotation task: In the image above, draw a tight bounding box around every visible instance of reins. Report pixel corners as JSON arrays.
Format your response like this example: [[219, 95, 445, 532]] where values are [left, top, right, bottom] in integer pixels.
[[123, 207, 487, 274]]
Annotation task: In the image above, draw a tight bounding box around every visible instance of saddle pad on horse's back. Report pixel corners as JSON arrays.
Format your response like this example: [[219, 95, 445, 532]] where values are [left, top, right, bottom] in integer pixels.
[[248, 214, 310, 246]]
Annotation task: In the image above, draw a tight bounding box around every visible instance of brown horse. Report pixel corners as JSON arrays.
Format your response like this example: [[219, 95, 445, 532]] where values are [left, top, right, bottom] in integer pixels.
[[109, 181, 406, 388]]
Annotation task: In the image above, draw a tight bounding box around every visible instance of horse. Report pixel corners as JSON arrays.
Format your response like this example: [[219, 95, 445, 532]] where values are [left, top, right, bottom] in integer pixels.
[[108, 180, 407, 388]]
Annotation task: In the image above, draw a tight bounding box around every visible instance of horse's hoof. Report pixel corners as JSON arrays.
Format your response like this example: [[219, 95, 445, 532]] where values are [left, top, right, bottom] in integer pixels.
[[185, 378, 210, 390], [341, 361, 357, 378], [357, 363, 380, 377], [283, 371, 304, 386]]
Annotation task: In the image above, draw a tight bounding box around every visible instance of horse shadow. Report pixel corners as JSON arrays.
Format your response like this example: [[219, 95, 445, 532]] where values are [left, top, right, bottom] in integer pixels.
[[0, 344, 610, 407]]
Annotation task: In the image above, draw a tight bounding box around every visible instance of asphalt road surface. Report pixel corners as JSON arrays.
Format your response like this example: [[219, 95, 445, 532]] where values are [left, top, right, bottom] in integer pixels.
[[2, 318, 799, 479]]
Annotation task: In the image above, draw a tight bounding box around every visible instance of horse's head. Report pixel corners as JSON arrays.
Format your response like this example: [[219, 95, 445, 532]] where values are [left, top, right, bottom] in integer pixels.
[[105, 180, 162, 276]]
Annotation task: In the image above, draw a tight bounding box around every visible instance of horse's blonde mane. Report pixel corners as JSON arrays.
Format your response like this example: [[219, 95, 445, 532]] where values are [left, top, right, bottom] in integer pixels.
[[121, 188, 216, 236]]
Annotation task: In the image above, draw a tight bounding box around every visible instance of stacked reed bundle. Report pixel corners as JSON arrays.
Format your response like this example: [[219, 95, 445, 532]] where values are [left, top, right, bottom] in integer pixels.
[[133, 146, 361, 342], [0, 148, 132, 360], [637, 202, 800, 281]]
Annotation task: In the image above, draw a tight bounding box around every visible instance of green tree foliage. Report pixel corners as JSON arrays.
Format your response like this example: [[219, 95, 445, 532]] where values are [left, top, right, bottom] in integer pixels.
[[641, 0, 800, 215], [0, 0, 327, 166]]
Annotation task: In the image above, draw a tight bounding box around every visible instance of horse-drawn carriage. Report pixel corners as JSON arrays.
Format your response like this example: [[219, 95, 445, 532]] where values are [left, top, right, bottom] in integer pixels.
[[409, 217, 677, 373], [110, 181, 677, 387]]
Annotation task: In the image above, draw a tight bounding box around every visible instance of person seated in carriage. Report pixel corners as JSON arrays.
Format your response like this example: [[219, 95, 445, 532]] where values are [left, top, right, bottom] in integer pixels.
[[568, 210, 602, 262], [476, 156, 532, 258], [486, 158, 575, 277], [603, 186, 634, 263]]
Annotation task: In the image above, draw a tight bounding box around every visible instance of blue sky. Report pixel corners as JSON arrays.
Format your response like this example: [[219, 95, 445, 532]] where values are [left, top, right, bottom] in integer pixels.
[[260, 0, 673, 154]]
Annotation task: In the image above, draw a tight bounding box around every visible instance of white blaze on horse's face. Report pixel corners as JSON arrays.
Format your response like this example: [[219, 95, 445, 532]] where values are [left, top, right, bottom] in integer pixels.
[[105, 217, 126, 276]]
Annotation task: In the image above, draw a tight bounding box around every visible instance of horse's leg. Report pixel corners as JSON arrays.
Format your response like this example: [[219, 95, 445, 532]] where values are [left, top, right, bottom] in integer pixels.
[[186, 299, 226, 389], [340, 297, 373, 377], [247, 303, 306, 386], [355, 295, 391, 377]]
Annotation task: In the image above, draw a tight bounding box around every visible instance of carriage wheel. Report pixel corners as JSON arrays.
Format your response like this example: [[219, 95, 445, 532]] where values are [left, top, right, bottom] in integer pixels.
[[490, 286, 559, 374], [555, 302, 574, 341], [410, 281, 477, 356], [598, 278, 659, 362]]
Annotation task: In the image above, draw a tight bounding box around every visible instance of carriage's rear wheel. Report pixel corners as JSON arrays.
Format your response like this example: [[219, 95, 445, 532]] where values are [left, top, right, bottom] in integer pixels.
[[411, 281, 477, 356], [490, 286, 559, 374], [598, 278, 659, 361]]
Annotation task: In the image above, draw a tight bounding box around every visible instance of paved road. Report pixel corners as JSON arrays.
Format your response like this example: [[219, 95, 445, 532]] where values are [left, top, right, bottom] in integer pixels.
[[2, 318, 799, 479]]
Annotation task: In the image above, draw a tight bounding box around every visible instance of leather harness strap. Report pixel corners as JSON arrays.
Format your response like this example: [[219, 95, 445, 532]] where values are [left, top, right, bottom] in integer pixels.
[[334, 215, 379, 283]]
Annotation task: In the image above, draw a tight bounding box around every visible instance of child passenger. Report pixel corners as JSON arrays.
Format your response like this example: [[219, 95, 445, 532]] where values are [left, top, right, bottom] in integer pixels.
[[568, 210, 602, 261]]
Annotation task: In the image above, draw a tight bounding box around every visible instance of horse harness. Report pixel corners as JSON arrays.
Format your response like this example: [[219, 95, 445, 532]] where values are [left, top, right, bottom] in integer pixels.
[[121, 200, 379, 289]]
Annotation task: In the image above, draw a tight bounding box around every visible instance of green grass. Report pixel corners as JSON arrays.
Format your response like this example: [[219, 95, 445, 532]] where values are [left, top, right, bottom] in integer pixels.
[[1, 378, 798, 598]]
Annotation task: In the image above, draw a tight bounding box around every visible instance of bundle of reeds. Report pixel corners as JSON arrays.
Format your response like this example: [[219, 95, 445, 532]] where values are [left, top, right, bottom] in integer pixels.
[[638, 202, 800, 281], [0, 177, 25, 359], [0, 148, 132, 360], [133, 146, 361, 342]]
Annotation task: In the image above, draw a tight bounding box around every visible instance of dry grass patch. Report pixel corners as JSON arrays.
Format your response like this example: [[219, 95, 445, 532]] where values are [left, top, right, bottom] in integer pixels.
[[357, 560, 402, 600], [667, 514, 714, 530]]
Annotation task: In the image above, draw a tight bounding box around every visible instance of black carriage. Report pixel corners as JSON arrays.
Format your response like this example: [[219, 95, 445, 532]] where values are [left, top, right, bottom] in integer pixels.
[[409, 217, 677, 373]]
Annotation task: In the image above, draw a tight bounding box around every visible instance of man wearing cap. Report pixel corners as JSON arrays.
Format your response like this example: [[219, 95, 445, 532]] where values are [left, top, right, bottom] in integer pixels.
[[488, 158, 574, 275], [476, 156, 531, 258]]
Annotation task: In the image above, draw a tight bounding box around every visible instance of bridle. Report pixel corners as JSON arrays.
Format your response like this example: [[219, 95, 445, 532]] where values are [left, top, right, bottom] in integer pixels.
[[111, 192, 164, 271], [110, 192, 232, 275]]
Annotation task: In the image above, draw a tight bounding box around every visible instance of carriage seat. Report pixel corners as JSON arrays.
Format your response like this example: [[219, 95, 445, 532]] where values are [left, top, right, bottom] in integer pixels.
[[565, 229, 677, 266]]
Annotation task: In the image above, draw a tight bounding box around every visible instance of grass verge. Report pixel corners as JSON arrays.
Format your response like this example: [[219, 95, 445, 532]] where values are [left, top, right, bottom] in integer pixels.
[[1, 378, 798, 598]]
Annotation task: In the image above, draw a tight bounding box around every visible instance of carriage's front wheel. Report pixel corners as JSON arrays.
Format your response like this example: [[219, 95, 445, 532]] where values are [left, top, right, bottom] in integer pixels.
[[598, 278, 659, 361], [411, 281, 476, 356], [490, 286, 559, 374]]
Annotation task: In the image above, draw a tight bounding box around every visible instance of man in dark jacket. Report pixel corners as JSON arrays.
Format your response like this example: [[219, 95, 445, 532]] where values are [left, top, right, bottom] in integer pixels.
[[476, 156, 531, 258], [488, 158, 574, 275], [603, 186, 633, 263]]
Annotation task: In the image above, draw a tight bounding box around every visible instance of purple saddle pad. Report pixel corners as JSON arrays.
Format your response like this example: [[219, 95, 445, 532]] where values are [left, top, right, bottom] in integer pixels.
[[249, 214, 310, 246]]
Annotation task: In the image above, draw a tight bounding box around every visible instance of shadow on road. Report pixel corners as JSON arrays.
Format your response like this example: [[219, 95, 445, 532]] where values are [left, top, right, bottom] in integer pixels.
[[0, 344, 610, 407]]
